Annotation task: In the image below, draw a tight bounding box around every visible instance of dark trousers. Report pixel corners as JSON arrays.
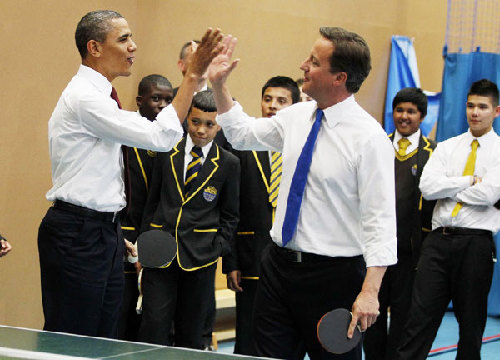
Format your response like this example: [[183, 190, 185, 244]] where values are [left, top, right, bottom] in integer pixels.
[[364, 252, 414, 360], [202, 288, 216, 349], [138, 261, 217, 349], [253, 244, 366, 360], [234, 278, 259, 355], [117, 263, 141, 341], [395, 229, 495, 360], [38, 207, 124, 338]]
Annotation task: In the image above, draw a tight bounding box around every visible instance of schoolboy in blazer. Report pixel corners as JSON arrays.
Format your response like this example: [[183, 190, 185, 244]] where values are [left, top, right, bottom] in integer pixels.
[[138, 90, 240, 349], [228, 76, 300, 355], [118, 74, 174, 341], [364, 87, 436, 360]]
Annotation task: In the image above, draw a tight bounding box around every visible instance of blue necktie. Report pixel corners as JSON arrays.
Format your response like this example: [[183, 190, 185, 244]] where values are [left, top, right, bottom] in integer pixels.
[[282, 108, 324, 246]]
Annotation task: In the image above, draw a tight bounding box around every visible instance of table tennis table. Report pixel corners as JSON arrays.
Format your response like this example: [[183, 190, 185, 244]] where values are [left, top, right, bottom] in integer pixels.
[[0, 325, 268, 360]]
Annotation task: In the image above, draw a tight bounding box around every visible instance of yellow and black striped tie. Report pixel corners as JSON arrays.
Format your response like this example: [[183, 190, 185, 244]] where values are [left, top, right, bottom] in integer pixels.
[[451, 139, 479, 217], [269, 152, 282, 207], [185, 146, 203, 193]]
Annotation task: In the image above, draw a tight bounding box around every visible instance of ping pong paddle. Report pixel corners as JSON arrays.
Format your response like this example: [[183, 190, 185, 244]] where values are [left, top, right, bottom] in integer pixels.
[[136, 230, 177, 268], [317, 308, 362, 354]]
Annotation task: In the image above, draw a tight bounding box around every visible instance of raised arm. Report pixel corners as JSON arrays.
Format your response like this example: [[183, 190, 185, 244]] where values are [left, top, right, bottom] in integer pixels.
[[172, 28, 224, 121], [208, 35, 239, 115]]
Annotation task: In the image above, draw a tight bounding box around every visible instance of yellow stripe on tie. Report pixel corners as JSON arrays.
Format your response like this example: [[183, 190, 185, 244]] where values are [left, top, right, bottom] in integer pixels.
[[269, 152, 282, 208], [187, 158, 201, 171], [185, 173, 198, 184]]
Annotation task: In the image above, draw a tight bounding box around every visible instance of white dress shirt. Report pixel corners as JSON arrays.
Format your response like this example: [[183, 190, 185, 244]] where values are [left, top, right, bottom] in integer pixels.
[[217, 96, 397, 267], [183, 135, 213, 181], [46, 65, 183, 212], [420, 129, 500, 232], [393, 129, 421, 154]]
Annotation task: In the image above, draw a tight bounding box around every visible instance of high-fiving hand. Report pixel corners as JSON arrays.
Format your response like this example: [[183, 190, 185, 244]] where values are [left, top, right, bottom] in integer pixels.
[[208, 35, 239, 88], [187, 28, 225, 78]]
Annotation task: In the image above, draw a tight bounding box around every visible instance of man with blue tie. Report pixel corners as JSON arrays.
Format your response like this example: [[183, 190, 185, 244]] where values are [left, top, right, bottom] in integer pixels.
[[209, 27, 397, 360]]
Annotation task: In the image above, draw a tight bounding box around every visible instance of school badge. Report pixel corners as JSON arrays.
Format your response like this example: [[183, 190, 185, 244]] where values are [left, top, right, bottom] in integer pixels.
[[203, 186, 217, 202], [411, 164, 417, 176], [147, 150, 157, 158]]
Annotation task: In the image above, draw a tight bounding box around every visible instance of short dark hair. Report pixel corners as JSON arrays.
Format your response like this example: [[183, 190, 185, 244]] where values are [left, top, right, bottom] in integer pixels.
[[319, 27, 371, 93], [392, 87, 428, 118], [296, 78, 305, 87], [75, 10, 123, 59], [190, 89, 217, 113], [468, 79, 499, 107], [179, 40, 201, 60], [138, 74, 172, 96], [261, 76, 300, 104]]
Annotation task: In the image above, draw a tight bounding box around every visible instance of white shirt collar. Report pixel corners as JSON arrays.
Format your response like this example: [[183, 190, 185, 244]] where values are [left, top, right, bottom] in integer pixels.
[[393, 129, 421, 150], [77, 64, 112, 96], [321, 95, 356, 127], [185, 134, 213, 158], [466, 128, 497, 147]]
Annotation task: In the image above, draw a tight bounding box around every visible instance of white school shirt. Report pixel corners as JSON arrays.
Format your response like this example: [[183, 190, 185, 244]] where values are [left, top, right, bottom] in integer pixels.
[[46, 65, 183, 212], [217, 96, 397, 267], [419, 129, 500, 232]]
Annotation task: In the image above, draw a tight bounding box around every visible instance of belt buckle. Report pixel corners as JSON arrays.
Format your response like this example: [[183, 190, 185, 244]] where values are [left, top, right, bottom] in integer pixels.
[[442, 227, 453, 235], [286, 249, 302, 263]]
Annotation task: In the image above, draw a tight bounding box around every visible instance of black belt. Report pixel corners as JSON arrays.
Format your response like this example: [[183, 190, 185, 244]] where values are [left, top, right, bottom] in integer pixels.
[[53, 200, 120, 223], [272, 242, 362, 264], [435, 227, 492, 236]]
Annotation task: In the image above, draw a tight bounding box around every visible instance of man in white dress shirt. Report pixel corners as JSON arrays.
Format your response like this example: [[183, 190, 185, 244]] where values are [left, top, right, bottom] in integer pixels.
[[37, 10, 223, 338], [209, 27, 397, 360], [396, 79, 500, 360]]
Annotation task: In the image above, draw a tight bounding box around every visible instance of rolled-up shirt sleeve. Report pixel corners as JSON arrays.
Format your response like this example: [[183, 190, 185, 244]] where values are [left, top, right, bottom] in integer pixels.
[[357, 133, 398, 267], [78, 94, 183, 152], [217, 102, 284, 152]]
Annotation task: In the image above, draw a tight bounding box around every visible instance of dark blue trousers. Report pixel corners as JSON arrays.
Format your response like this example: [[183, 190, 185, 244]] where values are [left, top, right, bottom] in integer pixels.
[[38, 206, 124, 338]]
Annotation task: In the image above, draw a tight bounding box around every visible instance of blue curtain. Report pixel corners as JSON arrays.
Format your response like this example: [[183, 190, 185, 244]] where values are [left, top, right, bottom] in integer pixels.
[[384, 36, 438, 136], [436, 50, 500, 141], [421, 92, 441, 137], [436, 49, 500, 315], [384, 36, 419, 134]]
